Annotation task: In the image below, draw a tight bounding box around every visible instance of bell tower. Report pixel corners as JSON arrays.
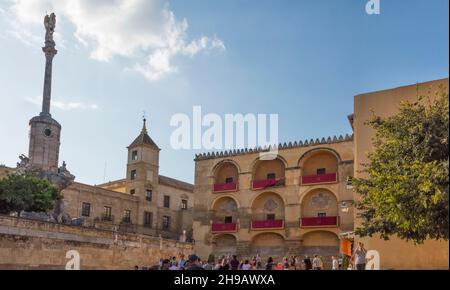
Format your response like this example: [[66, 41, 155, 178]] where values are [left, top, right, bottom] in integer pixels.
[[126, 117, 160, 196], [28, 13, 61, 172], [126, 117, 161, 227]]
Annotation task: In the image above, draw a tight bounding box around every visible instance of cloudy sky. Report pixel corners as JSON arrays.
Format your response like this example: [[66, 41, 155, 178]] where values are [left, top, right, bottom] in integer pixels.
[[0, 0, 448, 185]]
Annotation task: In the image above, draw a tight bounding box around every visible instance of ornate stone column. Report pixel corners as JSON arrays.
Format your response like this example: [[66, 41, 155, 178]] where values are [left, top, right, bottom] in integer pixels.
[[41, 13, 57, 117]]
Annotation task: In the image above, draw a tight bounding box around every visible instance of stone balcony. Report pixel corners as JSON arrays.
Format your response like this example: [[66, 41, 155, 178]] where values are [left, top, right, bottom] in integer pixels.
[[300, 216, 339, 228], [251, 219, 284, 230], [211, 222, 238, 233], [301, 173, 337, 185]]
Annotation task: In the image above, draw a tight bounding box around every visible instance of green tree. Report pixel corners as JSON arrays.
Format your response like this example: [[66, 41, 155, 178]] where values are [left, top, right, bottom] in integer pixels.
[[354, 89, 449, 244], [0, 173, 60, 214]]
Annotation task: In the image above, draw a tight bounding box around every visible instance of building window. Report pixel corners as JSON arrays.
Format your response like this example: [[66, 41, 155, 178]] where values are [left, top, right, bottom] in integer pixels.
[[130, 189, 135, 195], [346, 176, 353, 189], [130, 169, 137, 180], [266, 214, 276, 220], [225, 177, 234, 184], [146, 190, 153, 201], [224, 216, 233, 224], [162, 216, 171, 230], [131, 150, 138, 161], [181, 199, 188, 210], [317, 168, 326, 175], [267, 173, 276, 180], [81, 202, 91, 217], [163, 195, 170, 208], [318, 212, 327, 217], [144, 212, 153, 228], [103, 206, 112, 221], [123, 210, 131, 223]]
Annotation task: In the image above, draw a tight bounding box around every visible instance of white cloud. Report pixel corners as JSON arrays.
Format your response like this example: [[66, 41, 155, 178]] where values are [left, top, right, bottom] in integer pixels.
[[26, 96, 99, 111], [6, 0, 225, 80]]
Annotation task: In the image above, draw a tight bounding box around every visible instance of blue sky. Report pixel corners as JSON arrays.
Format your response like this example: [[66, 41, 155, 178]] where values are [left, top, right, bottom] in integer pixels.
[[0, 0, 448, 185]]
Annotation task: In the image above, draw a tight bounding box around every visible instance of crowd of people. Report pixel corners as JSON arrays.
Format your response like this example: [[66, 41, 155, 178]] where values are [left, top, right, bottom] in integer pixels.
[[134, 242, 368, 271]]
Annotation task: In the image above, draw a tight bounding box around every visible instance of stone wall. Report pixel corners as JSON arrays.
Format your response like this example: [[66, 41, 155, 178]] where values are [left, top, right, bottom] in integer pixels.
[[0, 215, 193, 270]]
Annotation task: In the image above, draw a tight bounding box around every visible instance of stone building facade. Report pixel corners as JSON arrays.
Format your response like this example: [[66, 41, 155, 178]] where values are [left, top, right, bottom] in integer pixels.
[[38, 119, 194, 241], [192, 134, 355, 264], [1, 13, 195, 243]]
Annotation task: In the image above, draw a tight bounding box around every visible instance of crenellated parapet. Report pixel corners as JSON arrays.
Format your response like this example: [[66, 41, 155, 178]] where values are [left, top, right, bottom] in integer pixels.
[[194, 133, 353, 161]]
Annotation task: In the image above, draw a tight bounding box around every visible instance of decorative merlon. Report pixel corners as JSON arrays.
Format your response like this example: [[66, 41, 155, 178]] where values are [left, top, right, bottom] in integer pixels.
[[194, 133, 354, 161]]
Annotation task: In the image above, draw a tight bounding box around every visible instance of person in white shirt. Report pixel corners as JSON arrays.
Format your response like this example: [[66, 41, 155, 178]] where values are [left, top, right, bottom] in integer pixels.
[[332, 256, 339, 270], [312, 255, 323, 270], [242, 260, 251, 270], [169, 264, 179, 270]]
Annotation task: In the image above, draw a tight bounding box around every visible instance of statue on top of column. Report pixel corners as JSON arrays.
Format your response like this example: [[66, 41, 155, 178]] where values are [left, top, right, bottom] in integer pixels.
[[44, 13, 56, 43]]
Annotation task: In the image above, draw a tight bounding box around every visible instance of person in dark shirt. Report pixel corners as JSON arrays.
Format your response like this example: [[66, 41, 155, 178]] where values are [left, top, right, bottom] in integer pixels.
[[229, 255, 240, 270], [187, 255, 204, 270], [265, 257, 274, 270], [161, 259, 171, 270], [303, 256, 312, 270]]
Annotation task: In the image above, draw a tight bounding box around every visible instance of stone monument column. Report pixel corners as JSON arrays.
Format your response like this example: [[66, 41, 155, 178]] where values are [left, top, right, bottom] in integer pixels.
[[28, 13, 61, 172]]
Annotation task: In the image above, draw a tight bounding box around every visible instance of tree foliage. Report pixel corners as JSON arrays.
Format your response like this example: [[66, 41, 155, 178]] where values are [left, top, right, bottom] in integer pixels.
[[354, 88, 449, 244], [0, 173, 60, 214]]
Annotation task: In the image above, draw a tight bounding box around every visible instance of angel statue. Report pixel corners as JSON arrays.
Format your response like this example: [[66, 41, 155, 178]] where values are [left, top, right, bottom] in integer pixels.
[[44, 13, 56, 42]]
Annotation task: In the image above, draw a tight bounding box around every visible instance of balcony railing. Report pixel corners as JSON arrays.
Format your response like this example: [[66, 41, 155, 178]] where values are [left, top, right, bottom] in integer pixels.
[[300, 216, 339, 227], [211, 223, 238, 233], [213, 182, 237, 193], [301, 173, 337, 185], [251, 219, 284, 230], [251, 178, 285, 190]]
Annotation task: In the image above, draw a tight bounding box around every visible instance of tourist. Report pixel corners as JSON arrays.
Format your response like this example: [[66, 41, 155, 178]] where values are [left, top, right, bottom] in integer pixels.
[[290, 256, 296, 270], [169, 263, 179, 270], [352, 242, 367, 270], [295, 256, 301, 270], [134, 265, 139, 270], [303, 255, 312, 270], [338, 256, 343, 270], [238, 260, 244, 270], [242, 260, 251, 270], [161, 259, 171, 270], [229, 255, 240, 270], [332, 256, 339, 270], [312, 255, 322, 270], [214, 259, 223, 270], [187, 254, 204, 270], [256, 253, 261, 265], [203, 261, 213, 270], [265, 257, 274, 270], [177, 254, 186, 268], [256, 261, 263, 270], [283, 257, 289, 270]]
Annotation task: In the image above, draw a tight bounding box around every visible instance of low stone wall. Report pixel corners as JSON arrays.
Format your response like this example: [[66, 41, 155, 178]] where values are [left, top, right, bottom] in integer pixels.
[[0, 215, 193, 269]]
